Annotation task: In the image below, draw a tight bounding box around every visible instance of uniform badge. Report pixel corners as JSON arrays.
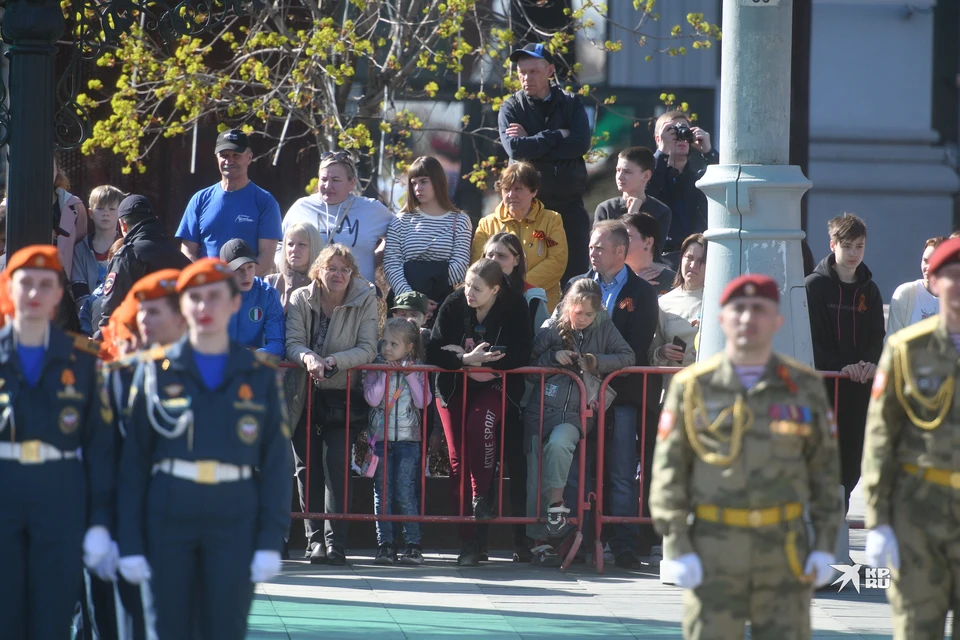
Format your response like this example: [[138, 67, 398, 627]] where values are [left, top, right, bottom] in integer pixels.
[[59, 406, 80, 434], [164, 384, 185, 397], [238, 384, 254, 401], [57, 369, 83, 400], [248, 307, 264, 322], [103, 272, 117, 295], [827, 410, 838, 439], [237, 415, 259, 444], [871, 370, 887, 400], [234, 383, 264, 411], [658, 410, 675, 440]]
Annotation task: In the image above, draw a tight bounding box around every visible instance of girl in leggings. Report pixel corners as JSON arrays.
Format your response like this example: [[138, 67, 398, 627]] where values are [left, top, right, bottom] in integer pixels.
[[427, 259, 532, 565]]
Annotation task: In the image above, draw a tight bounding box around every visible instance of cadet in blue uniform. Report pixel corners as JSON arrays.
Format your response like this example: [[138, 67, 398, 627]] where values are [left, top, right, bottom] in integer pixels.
[[117, 258, 292, 640], [0, 245, 117, 640], [81, 269, 186, 640]]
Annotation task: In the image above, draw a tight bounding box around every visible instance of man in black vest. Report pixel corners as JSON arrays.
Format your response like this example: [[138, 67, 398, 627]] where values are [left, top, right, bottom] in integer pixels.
[[499, 42, 592, 285]]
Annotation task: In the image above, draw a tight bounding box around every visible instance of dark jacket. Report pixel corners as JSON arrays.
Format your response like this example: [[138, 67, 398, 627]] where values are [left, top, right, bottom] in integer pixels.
[[593, 196, 673, 251], [426, 288, 533, 408], [647, 149, 718, 252], [567, 269, 659, 403], [498, 86, 591, 202], [805, 254, 885, 372], [118, 337, 292, 557], [99, 218, 191, 328]]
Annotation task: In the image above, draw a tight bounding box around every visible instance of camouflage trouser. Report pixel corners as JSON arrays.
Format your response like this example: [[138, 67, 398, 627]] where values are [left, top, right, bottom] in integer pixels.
[[888, 474, 960, 640], [683, 517, 813, 640]]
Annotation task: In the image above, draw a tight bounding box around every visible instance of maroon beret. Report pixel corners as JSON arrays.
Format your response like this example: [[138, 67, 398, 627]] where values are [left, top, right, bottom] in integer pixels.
[[927, 237, 960, 276], [719, 274, 780, 306]]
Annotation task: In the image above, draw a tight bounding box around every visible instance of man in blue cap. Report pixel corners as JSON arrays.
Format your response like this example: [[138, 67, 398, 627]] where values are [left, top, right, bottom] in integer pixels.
[[499, 42, 592, 285]]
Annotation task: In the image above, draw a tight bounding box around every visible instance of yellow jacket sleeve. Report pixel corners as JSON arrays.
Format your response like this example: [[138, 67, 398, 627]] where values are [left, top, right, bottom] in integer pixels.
[[525, 211, 569, 291], [471, 217, 494, 265]]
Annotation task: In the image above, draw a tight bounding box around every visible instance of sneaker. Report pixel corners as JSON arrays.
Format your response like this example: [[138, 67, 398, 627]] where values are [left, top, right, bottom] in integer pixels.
[[530, 544, 561, 568], [374, 543, 396, 565], [399, 544, 424, 565], [546, 501, 570, 536], [457, 541, 481, 566], [472, 495, 495, 521]]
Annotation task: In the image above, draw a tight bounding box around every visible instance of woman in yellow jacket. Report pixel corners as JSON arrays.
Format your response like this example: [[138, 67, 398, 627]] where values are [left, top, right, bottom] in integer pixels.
[[471, 162, 568, 312]]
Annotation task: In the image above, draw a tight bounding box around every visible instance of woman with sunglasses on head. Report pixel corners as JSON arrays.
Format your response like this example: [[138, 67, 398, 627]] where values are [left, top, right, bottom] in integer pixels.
[[282, 151, 396, 285], [285, 243, 379, 565], [117, 258, 292, 640]]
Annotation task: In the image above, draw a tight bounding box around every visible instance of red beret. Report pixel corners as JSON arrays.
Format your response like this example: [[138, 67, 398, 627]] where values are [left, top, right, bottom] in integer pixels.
[[130, 269, 181, 303], [719, 274, 780, 306], [5, 245, 62, 275], [927, 237, 960, 276], [176, 258, 234, 293]]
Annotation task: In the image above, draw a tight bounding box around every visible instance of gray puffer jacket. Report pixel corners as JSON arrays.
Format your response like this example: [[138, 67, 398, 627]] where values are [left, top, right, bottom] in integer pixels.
[[524, 312, 634, 452]]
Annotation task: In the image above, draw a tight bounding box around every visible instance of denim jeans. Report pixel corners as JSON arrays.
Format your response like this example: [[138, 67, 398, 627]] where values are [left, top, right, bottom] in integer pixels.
[[606, 406, 640, 555], [373, 441, 422, 546]]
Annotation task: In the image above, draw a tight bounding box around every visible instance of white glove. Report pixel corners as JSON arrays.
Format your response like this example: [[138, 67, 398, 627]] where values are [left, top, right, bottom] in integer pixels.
[[865, 524, 900, 570], [92, 541, 119, 581], [803, 551, 836, 588], [250, 550, 282, 584], [660, 552, 703, 589], [83, 526, 112, 571], [118, 555, 152, 585]]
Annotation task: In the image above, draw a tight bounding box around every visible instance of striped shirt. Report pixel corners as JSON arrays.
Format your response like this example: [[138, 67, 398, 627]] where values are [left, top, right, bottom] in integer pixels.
[[384, 210, 474, 295]]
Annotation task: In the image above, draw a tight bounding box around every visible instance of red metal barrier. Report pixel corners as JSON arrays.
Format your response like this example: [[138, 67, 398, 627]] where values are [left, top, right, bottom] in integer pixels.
[[592, 366, 856, 574], [291, 363, 593, 570]]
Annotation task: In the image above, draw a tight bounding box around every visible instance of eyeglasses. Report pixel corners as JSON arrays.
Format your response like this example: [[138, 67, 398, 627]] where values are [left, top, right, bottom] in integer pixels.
[[321, 151, 353, 164], [323, 267, 353, 277]]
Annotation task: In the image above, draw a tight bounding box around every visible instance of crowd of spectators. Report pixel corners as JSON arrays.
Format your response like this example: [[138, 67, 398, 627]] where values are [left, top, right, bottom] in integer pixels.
[[14, 41, 950, 571]]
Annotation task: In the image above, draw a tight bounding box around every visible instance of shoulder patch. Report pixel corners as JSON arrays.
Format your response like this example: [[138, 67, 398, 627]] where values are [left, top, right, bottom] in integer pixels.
[[253, 350, 280, 369], [889, 315, 938, 348], [68, 332, 102, 357], [673, 352, 723, 385]]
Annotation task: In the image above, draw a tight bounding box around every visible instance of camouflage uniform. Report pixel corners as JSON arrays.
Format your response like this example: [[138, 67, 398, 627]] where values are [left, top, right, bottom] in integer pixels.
[[863, 316, 960, 640], [650, 352, 842, 640]]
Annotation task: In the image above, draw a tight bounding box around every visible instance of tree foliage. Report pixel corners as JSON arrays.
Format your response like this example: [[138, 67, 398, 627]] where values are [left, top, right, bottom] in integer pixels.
[[73, 0, 719, 186]]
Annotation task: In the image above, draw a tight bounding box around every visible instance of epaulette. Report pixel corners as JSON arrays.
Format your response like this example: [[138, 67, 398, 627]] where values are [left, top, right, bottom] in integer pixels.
[[673, 352, 723, 385], [888, 315, 938, 348], [67, 331, 103, 357], [252, 350, 280, 369], [776, 353, 819, 379], [104, 352, 142, 372]]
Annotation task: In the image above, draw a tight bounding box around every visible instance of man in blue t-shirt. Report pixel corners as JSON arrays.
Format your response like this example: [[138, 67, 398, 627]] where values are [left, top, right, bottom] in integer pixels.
[[177, 129, 283, 276], [220, 238, 285, 358]]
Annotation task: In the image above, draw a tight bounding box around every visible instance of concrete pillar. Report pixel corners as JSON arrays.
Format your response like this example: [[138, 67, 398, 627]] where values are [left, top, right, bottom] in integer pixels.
[[696, 0, 814, 365]]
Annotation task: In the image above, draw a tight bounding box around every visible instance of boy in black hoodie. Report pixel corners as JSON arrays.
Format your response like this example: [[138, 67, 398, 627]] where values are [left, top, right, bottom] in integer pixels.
[[805, 213, 885, 510]]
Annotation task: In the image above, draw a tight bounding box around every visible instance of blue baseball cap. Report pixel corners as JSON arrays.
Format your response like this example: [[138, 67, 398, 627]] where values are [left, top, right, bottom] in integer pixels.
[[509, 43, 555, 66]]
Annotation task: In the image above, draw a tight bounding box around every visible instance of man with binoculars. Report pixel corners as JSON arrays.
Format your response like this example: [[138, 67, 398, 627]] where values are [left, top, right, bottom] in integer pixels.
[[648, 111, 719, 271]]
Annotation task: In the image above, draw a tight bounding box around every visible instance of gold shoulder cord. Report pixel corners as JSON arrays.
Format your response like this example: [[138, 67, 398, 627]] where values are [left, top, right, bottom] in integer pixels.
[[683, 378, 754, 466], [892, 342, 954, 431]]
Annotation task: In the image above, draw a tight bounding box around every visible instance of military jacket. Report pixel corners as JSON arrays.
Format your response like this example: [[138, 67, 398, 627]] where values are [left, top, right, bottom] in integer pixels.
[[117, 336, 292, 557], [650, 351, 841, 559], [863, 316, 960, 528], [0, 324, 116, 528]]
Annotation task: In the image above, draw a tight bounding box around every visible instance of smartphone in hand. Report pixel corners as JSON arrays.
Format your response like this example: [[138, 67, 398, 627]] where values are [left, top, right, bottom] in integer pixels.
[[489, 346, 507, 354], [672, 336, 688, 353]]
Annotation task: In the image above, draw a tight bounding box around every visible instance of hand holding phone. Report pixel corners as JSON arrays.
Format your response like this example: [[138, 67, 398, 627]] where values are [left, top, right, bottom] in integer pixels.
[[672, 336, 688, 353], [489, 346, 507, 354]]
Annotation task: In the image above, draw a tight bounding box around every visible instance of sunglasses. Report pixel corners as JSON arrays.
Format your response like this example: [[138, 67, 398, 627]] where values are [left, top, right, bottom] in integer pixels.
[[321, 151, 354, 164]]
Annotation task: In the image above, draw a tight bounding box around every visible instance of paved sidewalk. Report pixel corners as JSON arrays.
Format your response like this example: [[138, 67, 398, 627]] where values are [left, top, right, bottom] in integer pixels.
[[247, 486, 907, 639]]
